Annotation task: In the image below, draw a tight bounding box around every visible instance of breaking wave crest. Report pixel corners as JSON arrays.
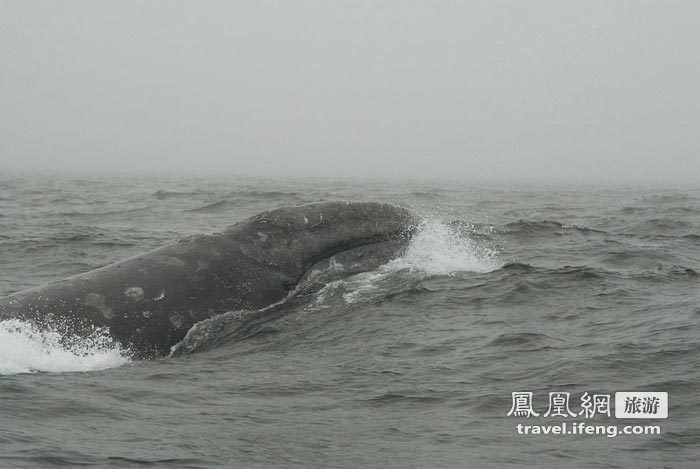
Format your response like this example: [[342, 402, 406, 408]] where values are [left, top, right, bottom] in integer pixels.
[[386, 217, 501, 275], [320, 217, 502, 305], [0, 320, 130, 376]]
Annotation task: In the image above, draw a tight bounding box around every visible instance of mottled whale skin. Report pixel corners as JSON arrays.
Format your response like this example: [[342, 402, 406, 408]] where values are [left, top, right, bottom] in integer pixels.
[[0, 202, 415, 357]]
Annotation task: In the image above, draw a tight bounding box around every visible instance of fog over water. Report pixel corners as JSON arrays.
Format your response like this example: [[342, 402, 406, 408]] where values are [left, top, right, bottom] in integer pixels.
[[1, 5, 700, 465], [2, 1, 699, 183]]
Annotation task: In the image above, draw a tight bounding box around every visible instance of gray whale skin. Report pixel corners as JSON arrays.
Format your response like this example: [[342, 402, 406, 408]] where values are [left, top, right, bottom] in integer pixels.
[[0, 202, 415, 358]]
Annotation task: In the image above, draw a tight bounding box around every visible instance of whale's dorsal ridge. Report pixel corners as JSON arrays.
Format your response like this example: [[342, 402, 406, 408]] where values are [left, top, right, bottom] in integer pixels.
[[0, 201, 415, 358]]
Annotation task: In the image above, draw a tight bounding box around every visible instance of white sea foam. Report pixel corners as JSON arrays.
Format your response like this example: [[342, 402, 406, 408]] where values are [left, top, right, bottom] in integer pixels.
[[0, 319, 130, 376], [331, 217, 502, 304], [341, 271, 383, 304], [385, 217, 501, 275]]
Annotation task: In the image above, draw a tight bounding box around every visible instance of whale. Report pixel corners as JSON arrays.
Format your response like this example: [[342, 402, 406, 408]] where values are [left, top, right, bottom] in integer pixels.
[[0, 202, 416, 358]]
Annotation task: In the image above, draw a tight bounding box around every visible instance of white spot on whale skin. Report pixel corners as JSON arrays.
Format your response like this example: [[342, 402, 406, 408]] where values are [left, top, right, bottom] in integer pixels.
[[169, 313, 185, 328], [123, 287, 145, 301], [154, 290, 165, 301], [195, 260, 208, 272], [257, 231, 269, 241], [304, 217, 309, 224], [84, 293, 113, 319], [142, 310, 153, 319]]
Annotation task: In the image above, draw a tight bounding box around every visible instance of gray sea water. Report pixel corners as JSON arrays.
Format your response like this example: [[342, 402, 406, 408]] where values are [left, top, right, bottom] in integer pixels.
[[0, 174, 698, 468]]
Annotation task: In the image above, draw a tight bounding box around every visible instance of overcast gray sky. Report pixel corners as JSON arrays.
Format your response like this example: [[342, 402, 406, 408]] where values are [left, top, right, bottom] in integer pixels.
[[1, 1, 699, 182]]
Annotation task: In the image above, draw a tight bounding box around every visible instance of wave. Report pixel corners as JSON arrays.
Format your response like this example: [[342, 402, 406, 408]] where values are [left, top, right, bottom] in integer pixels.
[[152, 189, 205, 199], [642, 193, 698, 203], [486, 332, 563, 349], [306, 219, 503, 309], [408, 190, 447, 200], [0, 320, 130, 376], [556, 265, 606, 279], [48, 233, 92, 242], [494, 262, 699, 293], [500, 262, 535, 272], [186, 192, 304, 212], [229, 190, 300, 198], [636, 218, 693, 231], [55, 206, 154, 217], [331, 219, 502, 303], [668, 266, 699, 276], [621, 205, 699, 215], [365, 391, 447, 405], [186, 200, 238, 212], [156, 188, 296, 200], [503, 220, 605, 236], [386, 218, 502, 275], [497, 264, 606, 280], [619, 206, 648, 215]]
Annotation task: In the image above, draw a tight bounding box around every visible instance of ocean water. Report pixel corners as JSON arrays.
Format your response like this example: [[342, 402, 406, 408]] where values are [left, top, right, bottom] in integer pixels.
[[0, 174, 698, 467]]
